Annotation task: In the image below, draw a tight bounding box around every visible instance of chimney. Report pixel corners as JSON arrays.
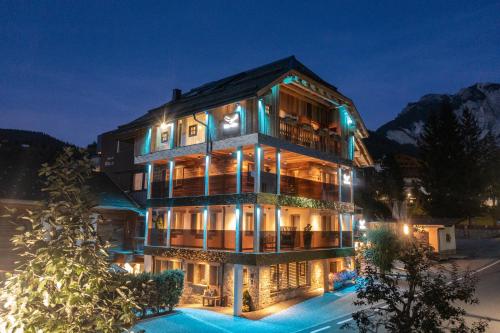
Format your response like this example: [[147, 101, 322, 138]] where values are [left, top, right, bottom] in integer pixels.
[[172, 88, 182, 102]]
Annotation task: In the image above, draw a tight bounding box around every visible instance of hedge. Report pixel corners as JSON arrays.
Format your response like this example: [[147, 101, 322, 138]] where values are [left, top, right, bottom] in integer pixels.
[[122, 269, 184, 318]]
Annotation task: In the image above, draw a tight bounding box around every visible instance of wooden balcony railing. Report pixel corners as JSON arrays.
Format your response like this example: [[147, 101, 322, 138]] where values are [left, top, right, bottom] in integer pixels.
[[279, 118, 341, 155]]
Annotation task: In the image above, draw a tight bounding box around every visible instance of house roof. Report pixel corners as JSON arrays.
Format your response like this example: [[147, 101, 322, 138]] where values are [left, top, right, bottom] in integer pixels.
[[115, 56, 362, 133], [0, 171, 143, 215], [87, 173, 144, 215]]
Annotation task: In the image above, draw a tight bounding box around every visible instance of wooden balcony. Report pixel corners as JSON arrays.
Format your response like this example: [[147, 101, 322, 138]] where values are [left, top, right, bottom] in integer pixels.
[[278, 118, 341, 155]]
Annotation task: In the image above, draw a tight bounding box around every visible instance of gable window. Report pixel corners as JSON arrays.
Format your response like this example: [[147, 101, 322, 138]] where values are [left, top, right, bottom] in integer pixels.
[[188, 124, 198, 137], [160, 129, 170, 143]]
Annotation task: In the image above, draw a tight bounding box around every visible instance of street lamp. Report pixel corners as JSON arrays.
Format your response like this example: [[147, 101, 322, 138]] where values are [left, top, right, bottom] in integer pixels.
[[403, 224, 410, 235]]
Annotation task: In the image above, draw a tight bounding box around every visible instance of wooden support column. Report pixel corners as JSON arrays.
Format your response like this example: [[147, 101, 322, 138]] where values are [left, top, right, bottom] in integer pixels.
[[350, 169, 354, 204], [338, 167, 342, 202], [271, 85, 280, 136], [204, 154, 210, 196], [168, 159, 174, 198], [203, 207, 208, 250], [235, 204, 242, 252], [276, 149, 281, 194], [236, 147, 242, 194], [146, 163, 152, 200], [275, 207, 281, 253], [339, 213, 343, 248], [253, 205, 261, 252], [166, 208, 171, 248], [254, 145, 261, 193], [144, 208, 152, 247], [144, 255, 153, 273]]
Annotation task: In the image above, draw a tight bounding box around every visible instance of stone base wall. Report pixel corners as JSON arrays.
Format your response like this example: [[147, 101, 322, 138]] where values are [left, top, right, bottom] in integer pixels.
[[158, 255, 354, 312], [310, 260, 324, 289], [223, 263, 234, 306], [180, 285, 203, 305], [255, 264, 320, 310]]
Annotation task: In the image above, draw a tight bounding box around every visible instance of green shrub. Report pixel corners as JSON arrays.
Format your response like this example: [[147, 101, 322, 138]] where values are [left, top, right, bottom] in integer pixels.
[[123, 269, 184, 318], [242, 290, 254, 312], [156, 270, 184, 311]]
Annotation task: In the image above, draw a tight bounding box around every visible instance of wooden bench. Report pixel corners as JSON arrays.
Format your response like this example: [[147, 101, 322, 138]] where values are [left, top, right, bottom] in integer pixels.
[[202, 295, 222, 307]]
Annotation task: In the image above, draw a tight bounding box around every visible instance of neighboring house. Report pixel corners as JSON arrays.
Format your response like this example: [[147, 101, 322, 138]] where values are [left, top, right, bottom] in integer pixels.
[[0, 130, 144, 277], [99, 56, 373, 315], [367, 218, 457, 257], [0, 174, 145, 277]]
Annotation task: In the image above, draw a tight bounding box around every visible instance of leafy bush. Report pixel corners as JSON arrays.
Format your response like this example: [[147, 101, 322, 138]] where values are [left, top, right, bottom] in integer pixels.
[[0, 148, 138, 333], [367, 227, 400, 273], [123, 270, 184, 318]]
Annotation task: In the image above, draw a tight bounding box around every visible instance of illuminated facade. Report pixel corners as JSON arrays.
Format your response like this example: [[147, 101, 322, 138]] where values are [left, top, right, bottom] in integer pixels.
[[99, 56, 373, 314]]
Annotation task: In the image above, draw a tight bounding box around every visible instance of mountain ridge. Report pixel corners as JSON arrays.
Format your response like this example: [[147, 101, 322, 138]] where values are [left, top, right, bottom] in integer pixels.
[[366, 82, 500, 160]]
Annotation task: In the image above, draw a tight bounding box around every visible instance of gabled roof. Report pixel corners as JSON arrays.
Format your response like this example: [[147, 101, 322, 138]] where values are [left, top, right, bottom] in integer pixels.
[[116, 56, 342, 132], [87, 173, 144, 215]]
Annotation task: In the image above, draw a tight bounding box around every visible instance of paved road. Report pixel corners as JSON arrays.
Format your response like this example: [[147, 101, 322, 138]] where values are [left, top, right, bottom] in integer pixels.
[[295, 259, 500, 333], [463, 259, 500, 333], [134, 257, 500, 333]]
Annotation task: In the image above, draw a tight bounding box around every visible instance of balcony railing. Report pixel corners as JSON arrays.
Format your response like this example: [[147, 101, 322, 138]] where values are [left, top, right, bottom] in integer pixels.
[[148, 228, 351, 250], [341, 231, 353, 248], [151, 181, 169, 199], [209, 173, 237, 195], [172, 177, 205, 197], [149, 229, 167, 247], [206, 230, 236, 251], [169, 229, 204, 248], [280, 228, 342, 251], [281, 175, 338, 202], [278, 118, 341, 155]]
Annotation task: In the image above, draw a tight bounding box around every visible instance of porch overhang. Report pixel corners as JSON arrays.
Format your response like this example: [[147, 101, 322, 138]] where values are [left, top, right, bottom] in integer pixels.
[[144, 246, 354, 266]]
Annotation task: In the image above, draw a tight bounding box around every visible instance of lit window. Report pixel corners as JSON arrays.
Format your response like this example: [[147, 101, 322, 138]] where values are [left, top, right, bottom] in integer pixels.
[[188, 124, 198, 137], [133, 172, 144, 191], [160, 129, 170, 143], [244, 212, 254, 234]]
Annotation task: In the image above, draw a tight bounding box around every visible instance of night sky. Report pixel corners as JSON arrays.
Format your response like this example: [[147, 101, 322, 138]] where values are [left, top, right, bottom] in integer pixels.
[[1, 1, 499, 146]]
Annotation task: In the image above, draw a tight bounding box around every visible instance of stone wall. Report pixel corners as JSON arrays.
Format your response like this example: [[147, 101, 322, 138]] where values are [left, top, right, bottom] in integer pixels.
[[310, 260, 324, 289], [223, 263, 234, 306], [246, 265, 260, 309], [255, 263, 320, 310]]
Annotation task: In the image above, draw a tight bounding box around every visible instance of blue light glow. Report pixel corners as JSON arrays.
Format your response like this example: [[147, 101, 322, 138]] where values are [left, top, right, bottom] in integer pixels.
[[258, 99, 269, 134], [143, 127, 152, 154]]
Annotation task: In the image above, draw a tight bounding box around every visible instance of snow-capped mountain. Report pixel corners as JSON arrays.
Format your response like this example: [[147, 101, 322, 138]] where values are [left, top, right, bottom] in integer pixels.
[[376, 83, 500, 147]]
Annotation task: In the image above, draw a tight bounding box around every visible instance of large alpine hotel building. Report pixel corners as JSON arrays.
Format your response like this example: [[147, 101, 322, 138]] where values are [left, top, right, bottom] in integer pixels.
[[99, 56, 373, 315]]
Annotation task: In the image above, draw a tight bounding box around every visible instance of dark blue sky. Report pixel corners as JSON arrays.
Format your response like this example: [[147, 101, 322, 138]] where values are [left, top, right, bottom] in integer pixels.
[[1, 1, 499, 146]]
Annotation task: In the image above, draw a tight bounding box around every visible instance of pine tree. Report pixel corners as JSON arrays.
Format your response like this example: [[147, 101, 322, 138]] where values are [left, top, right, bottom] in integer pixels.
[[481, 133, 500, 220], [0, 148, 138, 333], [379, 154, 405, 203], [418, 101, 464, 217], [459, 108, 487, 225]]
